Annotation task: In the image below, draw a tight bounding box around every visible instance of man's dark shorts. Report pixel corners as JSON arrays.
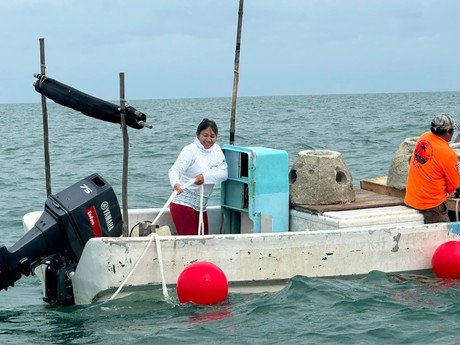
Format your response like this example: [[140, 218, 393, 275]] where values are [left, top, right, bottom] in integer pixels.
[[420, 201, 449, 224]]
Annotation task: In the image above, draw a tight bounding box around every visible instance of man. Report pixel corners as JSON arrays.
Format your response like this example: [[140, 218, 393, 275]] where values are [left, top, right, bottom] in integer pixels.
[[405, 113, 460, 223]]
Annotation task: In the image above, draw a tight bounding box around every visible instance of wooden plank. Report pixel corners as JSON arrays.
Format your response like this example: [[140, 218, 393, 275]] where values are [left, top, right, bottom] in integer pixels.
[[291, 189, 404, 214], [360, 176, 460, 213], [360, 176, 405, 199]]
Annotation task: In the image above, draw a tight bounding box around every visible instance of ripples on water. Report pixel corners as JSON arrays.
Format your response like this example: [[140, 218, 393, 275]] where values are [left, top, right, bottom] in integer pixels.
[[1, 274, 460, 344], [1, 92, 460, 344]]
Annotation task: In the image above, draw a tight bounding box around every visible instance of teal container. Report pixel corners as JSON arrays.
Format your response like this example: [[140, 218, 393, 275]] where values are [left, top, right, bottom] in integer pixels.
[[221, 144, 289, 233]]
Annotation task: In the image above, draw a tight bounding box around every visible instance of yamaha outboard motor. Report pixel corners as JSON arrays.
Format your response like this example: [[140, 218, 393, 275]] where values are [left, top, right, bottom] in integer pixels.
[[0, 173, 122, 305]]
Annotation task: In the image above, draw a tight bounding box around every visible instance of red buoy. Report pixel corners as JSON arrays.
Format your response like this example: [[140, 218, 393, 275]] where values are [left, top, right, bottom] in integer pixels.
[[432, 241, 460, 278], [176, 261, 228, 305]]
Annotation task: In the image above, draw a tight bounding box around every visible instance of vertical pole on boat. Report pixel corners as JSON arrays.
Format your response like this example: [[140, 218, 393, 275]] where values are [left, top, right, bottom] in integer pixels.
[[229, 0, 244, 145], [39, 38, 52, 196], [119, 72, 129, 237]]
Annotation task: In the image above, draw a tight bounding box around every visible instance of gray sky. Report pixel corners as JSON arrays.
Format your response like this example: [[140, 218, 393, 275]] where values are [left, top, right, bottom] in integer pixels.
[[1, 0, 459, 104]]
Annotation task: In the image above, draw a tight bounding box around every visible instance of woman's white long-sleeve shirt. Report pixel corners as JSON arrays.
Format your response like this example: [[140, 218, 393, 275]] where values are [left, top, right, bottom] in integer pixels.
[[168, 137, 228, 210]]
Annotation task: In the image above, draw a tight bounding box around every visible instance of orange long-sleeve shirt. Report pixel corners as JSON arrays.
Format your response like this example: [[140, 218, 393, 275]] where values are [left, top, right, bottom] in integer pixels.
[[405, 131, 460, 210]]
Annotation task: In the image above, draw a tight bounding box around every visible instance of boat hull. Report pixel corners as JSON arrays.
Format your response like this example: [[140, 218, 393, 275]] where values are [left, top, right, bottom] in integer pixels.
[[23, 207, 460, 305]]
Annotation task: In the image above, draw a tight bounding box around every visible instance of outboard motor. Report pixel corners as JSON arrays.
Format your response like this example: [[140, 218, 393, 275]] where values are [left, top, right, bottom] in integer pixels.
[[0, 173, 122, 305]]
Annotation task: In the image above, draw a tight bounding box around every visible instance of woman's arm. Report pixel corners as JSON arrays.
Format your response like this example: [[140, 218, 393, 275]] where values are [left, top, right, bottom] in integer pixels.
[[168, 145, 194, 187]]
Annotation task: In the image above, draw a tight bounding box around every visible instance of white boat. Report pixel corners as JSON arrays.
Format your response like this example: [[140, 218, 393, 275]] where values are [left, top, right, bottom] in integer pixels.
[[19, 176, 460, 305]]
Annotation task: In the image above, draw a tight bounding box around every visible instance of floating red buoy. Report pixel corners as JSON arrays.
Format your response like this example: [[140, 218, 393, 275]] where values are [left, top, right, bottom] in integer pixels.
[[176, 261, 228, 305], [432, 241, 460, 278]]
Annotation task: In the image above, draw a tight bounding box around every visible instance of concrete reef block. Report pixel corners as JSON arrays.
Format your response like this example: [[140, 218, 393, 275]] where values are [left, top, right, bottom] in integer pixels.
[[387, 137, 418, 190], [289, 150, 355, 205]]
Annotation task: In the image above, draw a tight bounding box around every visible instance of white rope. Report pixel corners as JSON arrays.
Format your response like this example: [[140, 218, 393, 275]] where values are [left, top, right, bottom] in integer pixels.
[[153, 232, 169, 300], [456, 198, 459, 222], [108, 178, 197, 302], [198, 184, 205, 235]]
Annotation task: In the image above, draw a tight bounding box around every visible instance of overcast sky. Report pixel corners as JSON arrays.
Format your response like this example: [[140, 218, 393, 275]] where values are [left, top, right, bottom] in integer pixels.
[[1, 0, 459, 104]]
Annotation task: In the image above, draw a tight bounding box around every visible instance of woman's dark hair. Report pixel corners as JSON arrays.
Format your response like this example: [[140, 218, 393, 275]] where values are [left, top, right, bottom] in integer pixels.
[[196, 118, 218, 136]]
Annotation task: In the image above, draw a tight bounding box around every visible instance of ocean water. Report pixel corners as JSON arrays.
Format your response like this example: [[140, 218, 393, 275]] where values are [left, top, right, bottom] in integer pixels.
[[1, 92, 460, 344]]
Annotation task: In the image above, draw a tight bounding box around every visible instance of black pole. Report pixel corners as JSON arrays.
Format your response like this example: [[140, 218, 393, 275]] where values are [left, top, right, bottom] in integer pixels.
[[119, 72, 129, 237], [229, 0, 244, 145], [39, 38, 52, 196]]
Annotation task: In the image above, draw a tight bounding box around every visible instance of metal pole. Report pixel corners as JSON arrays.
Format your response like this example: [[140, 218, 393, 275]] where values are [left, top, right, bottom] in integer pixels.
[[119, 72, 129, 236], [39, 38, 52, 196], [229, 0, 244, 145]]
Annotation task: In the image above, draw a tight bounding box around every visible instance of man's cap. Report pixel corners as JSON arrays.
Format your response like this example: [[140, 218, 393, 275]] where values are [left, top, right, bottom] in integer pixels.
[[431, 113, 458, 131]]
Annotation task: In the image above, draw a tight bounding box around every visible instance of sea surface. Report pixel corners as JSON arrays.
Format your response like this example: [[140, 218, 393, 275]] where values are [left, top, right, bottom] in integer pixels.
[[1, 93, 460, 344]]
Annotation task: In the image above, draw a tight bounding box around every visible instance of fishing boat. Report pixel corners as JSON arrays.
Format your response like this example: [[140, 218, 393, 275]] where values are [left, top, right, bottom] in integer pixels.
[[2, 2, 460, 306], [16, 165, 460, 306]]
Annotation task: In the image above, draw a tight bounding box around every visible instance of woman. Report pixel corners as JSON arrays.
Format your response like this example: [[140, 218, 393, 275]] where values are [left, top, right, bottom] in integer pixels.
[[168, 118, 228, 235]]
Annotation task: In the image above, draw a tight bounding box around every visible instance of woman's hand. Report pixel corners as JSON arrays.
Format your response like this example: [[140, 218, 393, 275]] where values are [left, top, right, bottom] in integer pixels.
[[194, 174, 204, 185], [173, 183, 184, 194]]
